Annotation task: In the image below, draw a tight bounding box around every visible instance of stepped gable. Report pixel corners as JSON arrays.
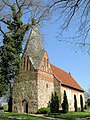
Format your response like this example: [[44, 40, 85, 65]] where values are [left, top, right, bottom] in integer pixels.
[[51, 64, 84, 92], [24, 26, 45, 69]]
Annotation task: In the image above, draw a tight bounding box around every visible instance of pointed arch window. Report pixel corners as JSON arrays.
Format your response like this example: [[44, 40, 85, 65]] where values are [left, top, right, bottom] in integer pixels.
[[23, 57, 25, 71], [26, 56, 31, 71], [46, 83, 48, 88], [47, 59, 49, 67], [23, 56, 31, 71], [44, 58, 46, 66], [27, 57, 29, 71]]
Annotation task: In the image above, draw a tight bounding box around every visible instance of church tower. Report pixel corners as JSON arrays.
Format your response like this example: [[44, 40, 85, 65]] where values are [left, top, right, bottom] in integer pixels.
[[12, 26, 54, 113]]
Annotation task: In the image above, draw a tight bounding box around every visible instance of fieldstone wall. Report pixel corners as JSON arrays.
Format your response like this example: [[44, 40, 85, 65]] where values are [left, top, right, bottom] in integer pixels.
[[12, 70, 38, 113]]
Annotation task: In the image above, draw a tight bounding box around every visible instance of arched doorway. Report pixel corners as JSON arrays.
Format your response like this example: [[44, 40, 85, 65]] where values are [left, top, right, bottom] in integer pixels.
[[22, 100, 28, 113]]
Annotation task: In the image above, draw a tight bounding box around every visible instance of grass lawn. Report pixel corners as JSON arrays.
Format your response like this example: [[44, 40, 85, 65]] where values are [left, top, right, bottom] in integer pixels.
[[52, 111, 90, 119], [1, 111, 90, 120], [0, 112, 50, 120]]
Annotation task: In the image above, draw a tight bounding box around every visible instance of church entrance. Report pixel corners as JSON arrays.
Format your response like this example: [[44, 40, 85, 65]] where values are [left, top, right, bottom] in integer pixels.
[[22, 100, 28, 113]]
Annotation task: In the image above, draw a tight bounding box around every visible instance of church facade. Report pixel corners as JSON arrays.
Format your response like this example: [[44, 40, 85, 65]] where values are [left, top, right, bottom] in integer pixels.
[[12, 27, 84, 113]]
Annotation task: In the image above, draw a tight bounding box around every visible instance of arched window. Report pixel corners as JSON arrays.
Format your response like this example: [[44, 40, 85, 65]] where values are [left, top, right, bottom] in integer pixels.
[[44, 58, 46, 66], [23, 57, 25, 71], [27, 57, 29, 71], [47, 59, 49, 67], [23, 56, 30, 71], [46, 83, 48, 88], [30, 61, 31, 71]]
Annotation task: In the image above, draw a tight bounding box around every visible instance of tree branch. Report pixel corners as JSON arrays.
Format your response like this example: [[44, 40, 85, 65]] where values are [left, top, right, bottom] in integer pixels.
[[0, 18, 10, 25], [15, 0, 20, 10], [0, 26, 5, 35], [2, 0, 12, 8]]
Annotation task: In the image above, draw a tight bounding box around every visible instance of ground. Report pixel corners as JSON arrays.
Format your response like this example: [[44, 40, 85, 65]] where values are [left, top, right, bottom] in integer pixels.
[[0, 112, 90, 120]]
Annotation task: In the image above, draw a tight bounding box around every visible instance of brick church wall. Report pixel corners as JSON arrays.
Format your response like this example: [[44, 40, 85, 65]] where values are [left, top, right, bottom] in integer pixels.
[[37, 52, 54, 109], [37, 70, 54, 109]]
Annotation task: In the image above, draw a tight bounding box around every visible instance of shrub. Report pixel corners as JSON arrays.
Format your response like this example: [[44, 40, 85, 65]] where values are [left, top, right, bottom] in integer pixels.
[[50, 92, 59, 113], [50, 93, 54, 113], [80, 95, 84, 112], [84, 104, 88, 110], [74, 95, 77, 112], [36, 107, 50, 114], [87, 98, 90, 108], [62, 90, 68, 113]]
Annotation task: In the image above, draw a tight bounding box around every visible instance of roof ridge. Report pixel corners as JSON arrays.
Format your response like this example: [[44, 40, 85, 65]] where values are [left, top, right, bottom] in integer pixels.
[[50, 64, 69, 75]]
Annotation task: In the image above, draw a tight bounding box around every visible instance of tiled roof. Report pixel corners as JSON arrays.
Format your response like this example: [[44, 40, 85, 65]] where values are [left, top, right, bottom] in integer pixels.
[[50, 64, 84, 92]]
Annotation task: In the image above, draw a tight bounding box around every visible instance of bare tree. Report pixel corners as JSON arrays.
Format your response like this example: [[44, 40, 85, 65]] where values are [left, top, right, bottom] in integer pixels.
[[48, 0, 90, 53], [0, 0, 90, 51], [1, 0, 90, 51]]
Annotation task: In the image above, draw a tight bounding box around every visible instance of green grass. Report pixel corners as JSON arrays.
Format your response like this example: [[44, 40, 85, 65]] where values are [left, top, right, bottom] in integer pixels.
[[54, 112, 90, 119], [1, 111, 90, 120], [0, 112, 50, 120]]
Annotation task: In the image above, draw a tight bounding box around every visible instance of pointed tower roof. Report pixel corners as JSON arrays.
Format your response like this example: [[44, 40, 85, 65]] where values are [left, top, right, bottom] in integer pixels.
[[24, 26, 45, 69]]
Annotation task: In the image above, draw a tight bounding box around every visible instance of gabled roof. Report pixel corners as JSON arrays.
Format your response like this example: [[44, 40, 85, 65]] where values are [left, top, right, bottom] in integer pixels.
[[24, 26, 45, 69], [50, 64, 84, 92]]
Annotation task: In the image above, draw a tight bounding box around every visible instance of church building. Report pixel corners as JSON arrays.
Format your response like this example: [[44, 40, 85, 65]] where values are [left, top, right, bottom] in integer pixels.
[[12, 26, 84, 113]]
